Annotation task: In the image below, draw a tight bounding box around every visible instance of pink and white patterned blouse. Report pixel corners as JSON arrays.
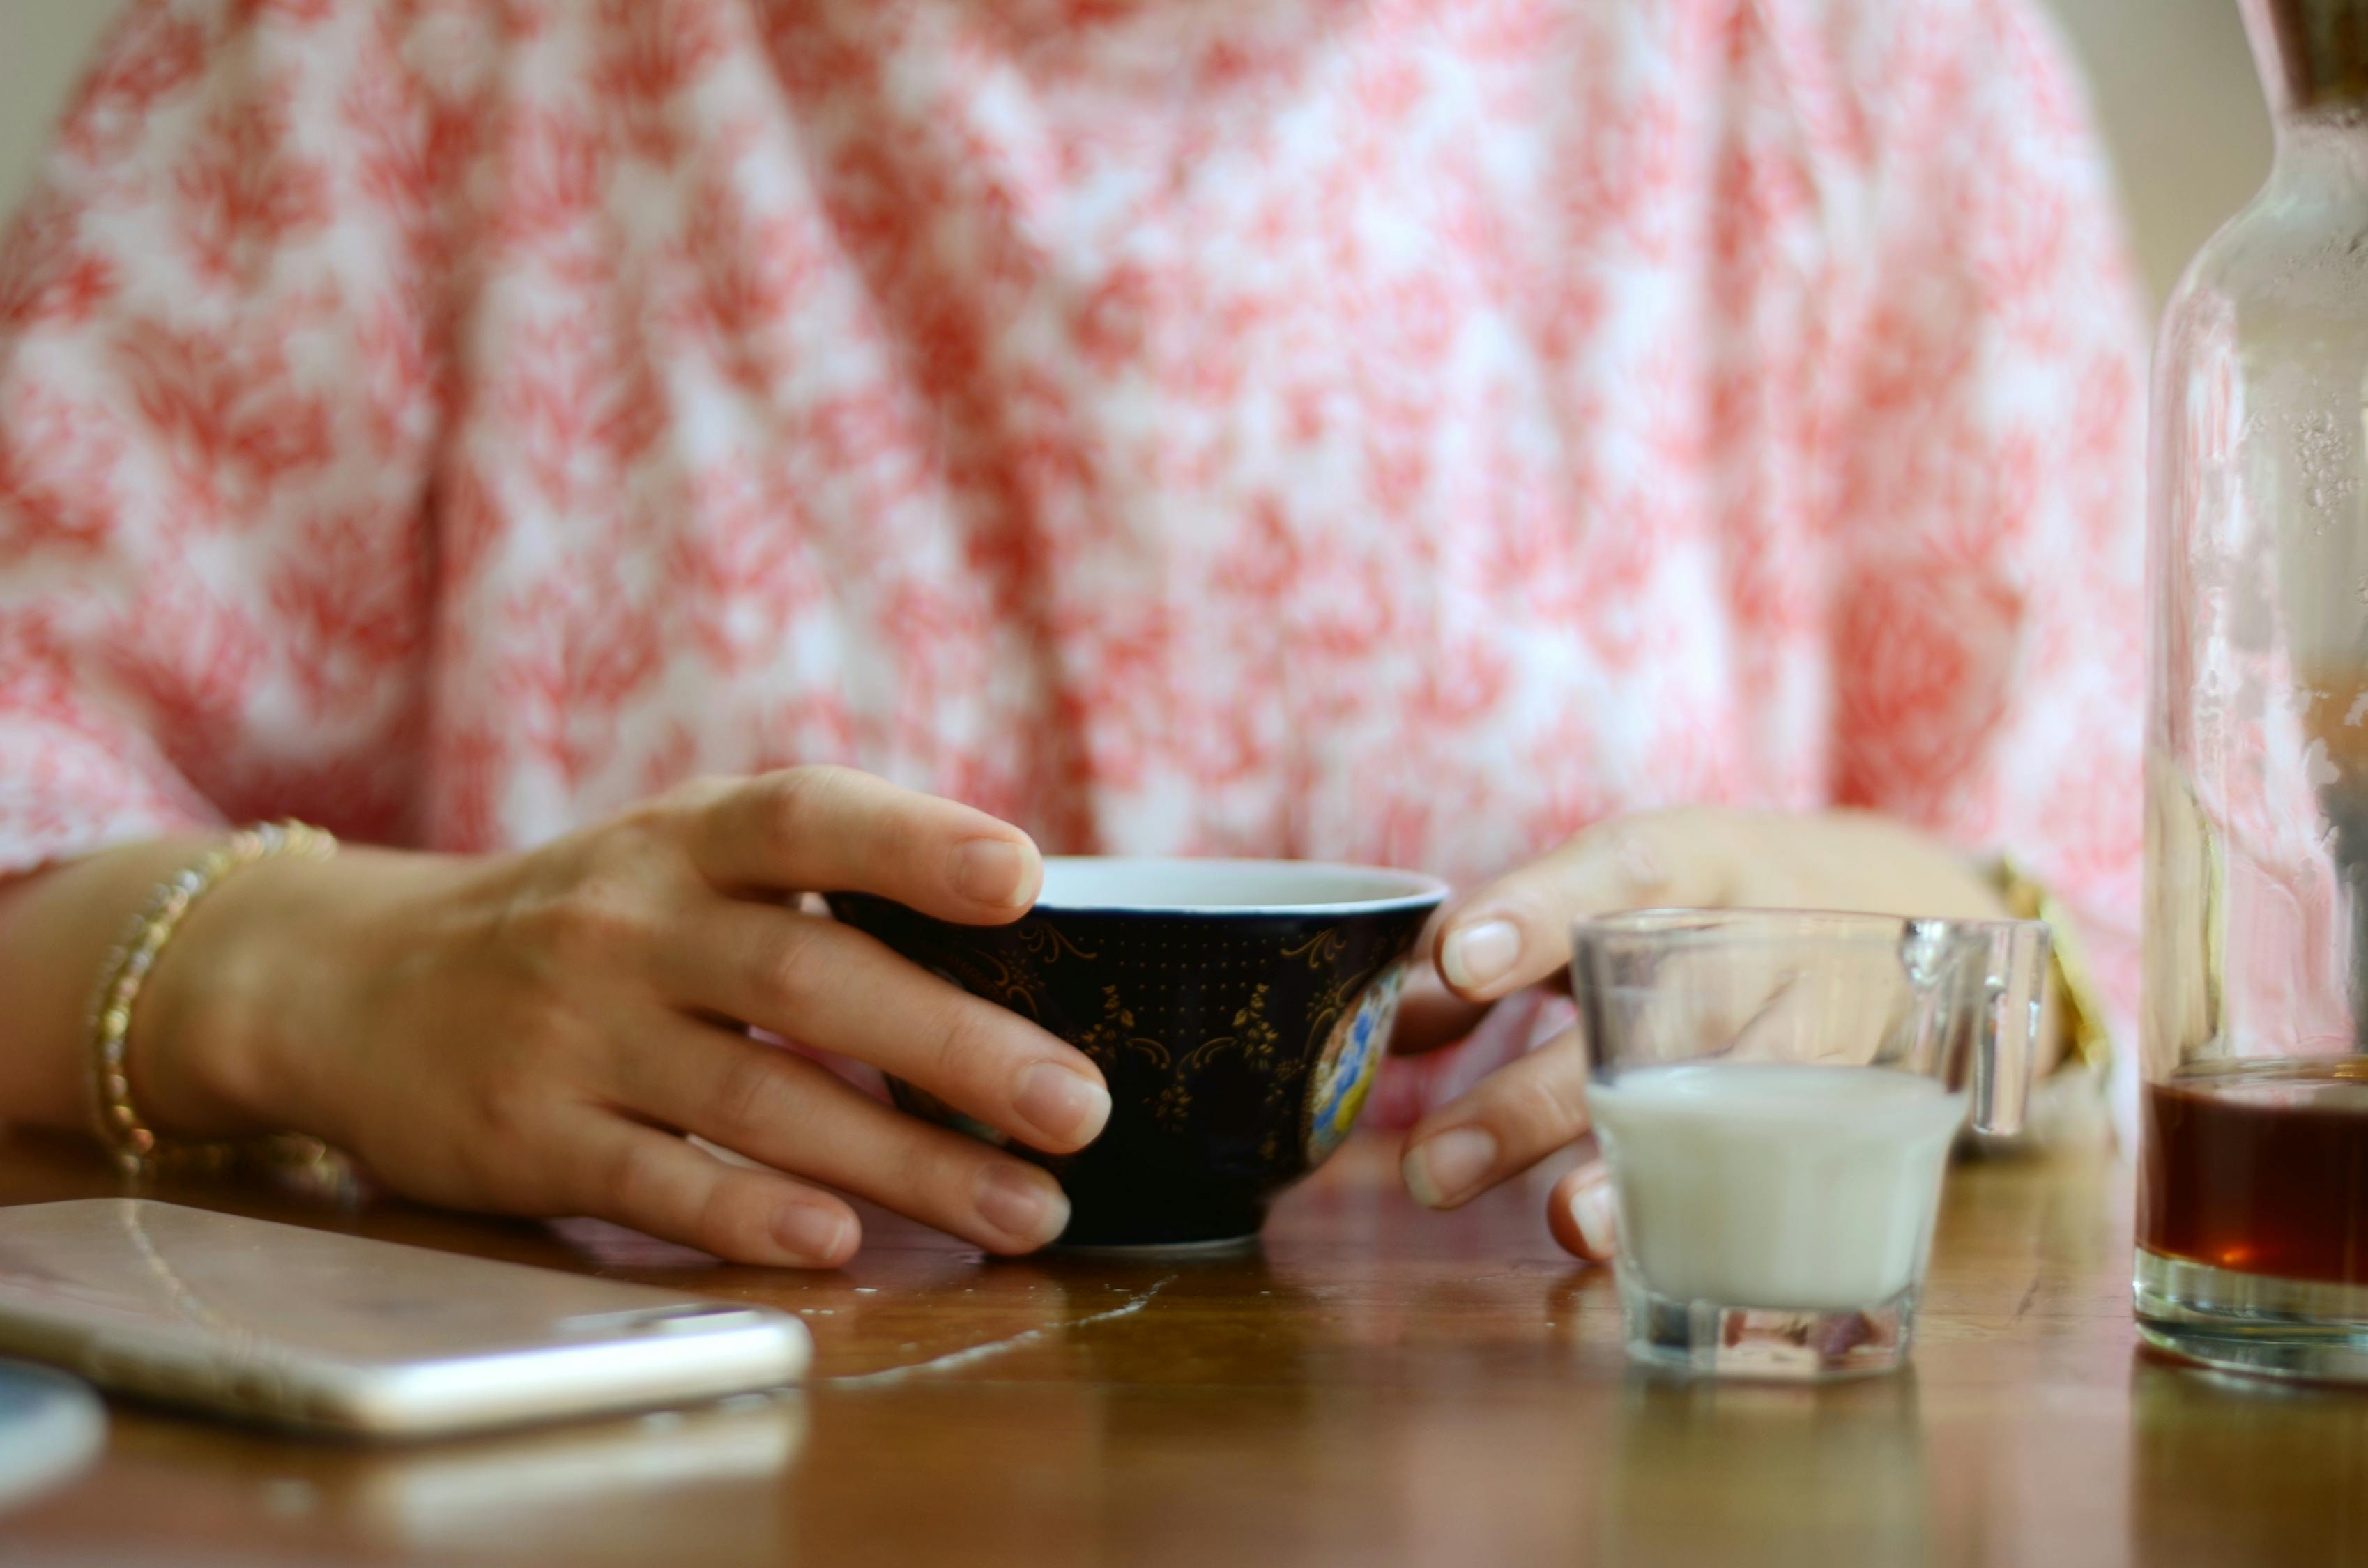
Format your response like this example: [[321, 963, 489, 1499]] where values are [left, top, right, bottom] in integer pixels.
[[0, 0, 2147, 1123]]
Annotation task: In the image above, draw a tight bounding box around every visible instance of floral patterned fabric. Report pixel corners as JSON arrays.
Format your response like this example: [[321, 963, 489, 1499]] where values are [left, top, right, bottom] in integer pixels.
[[0, 0, 2148, 1122]]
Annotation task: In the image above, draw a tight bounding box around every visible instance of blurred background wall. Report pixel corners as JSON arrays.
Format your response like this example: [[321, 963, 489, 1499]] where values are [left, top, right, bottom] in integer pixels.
[[0, 0, 2275, 311]]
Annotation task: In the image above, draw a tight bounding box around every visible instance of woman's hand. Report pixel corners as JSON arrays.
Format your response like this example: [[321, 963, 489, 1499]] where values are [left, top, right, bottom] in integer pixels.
[[137, 768, 1110, 1267], [1390, 807, 2019, 1262]]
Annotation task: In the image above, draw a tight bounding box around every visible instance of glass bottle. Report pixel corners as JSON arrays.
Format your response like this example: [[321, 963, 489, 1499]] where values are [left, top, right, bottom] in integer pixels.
[[2141, 0, 2368, 1379]]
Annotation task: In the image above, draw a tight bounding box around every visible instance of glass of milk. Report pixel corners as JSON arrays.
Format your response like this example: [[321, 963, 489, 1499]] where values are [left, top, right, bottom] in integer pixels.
[[1575, 909, 2049, 1379]]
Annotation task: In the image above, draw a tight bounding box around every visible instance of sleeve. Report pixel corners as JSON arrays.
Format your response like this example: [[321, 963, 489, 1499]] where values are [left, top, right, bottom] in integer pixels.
[[1812, 0, 2150, 1121], [0, 0, 457, 877]]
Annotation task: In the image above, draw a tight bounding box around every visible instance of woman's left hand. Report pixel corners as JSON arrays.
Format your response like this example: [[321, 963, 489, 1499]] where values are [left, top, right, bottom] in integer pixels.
[[1389, 807, 2026, 1262]]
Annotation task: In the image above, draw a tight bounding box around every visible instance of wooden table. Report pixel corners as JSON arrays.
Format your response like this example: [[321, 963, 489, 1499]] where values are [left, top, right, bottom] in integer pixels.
[[0, 1130, 2362, 1567]]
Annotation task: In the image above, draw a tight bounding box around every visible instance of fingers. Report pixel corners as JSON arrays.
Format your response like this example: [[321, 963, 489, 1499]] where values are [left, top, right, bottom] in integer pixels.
[[1399, 1024, 1591, 1208], [558, 1111, 862, 1267], [1431, 812, 1731, 1005], [680, 767, 1043, 922], [616, 1021, 1073, 1254], [1397, 1024, 1621, 1265], [658, 902, 1110, 1152], [1548, 1159, 1618, 1263]]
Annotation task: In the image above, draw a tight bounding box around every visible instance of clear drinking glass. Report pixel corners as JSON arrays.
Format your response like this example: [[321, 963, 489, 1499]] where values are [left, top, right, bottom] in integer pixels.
[[2141, 0, 2368, 1382], [1573, 910, 2048, 1380]]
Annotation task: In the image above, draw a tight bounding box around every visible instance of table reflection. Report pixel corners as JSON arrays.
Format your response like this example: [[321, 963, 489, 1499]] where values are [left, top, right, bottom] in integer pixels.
[[67, 1390, 807, 1565], [1600, 1372, 1934, 1563], [337, 1392, 805, 1558], [2130, 1356, 2368, 1563]]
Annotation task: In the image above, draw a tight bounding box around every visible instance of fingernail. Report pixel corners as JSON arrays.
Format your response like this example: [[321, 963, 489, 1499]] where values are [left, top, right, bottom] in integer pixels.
[[1403, 1125, 1499, 1208], [949, 837, 1028, 907], [1441, 918, 1522, 992], [974, 1162, 1070, 1247], [774, 1204, 852, 1264], [1015, 1061, 1111, 1146], [1571, 1171, 1619, 1259]]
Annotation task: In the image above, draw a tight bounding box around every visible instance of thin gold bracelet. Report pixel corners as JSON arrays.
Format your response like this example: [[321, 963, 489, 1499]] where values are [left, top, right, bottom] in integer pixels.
[[86, 821, 339, 1181]]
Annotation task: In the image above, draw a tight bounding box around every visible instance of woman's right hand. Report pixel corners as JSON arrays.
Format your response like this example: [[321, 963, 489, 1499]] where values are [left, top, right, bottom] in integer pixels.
[[136, 768, 1110, 1267]]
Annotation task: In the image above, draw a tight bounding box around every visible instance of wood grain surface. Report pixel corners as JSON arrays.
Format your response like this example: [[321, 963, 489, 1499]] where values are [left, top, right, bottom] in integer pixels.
[[0, 1130, 2360, 1567]]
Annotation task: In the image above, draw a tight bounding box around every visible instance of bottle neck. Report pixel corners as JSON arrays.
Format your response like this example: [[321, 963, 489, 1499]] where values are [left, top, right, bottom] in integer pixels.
[[2266, 107, 2368, 201], [2246, 0, 2368, 116]]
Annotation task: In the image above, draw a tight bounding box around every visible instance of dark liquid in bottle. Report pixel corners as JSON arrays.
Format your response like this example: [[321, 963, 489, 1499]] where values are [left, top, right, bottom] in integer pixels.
[[2139, 1061, 2368, 1284]]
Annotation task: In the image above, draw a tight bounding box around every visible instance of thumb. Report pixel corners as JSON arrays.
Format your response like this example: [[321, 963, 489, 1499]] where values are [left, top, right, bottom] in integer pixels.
[[1433, 813, 1732, 1006]]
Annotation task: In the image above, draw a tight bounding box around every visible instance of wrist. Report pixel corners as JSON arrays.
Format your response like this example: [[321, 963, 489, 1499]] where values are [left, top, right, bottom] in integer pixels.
[[128, 849, 344, 1141]]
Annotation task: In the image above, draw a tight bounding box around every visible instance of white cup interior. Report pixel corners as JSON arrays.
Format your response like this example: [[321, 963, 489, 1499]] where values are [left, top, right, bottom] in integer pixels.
[[1032, 857, 1446, 915]]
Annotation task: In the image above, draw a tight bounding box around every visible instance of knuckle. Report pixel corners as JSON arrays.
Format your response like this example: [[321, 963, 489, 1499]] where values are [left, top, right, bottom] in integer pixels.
[[648, 776, 736, 868], [879, 1123, 983, 1216], [916, 1142, 993, 1219], [656, 773, 733, 815], [512, 877, 654, 969], [604, 791, 677, 840], [1462, 1059, 1591, 1155], [760, 766, 855, 855], [708, 1050, 800, 1139], [472, 1058, 551, 1149], [917, 997, 1005, 1098], [468, 990, 598, 1130], [1573, 816, 1683, 906], [1602, 822, 1672, 896], [694, 1178, 763, 1258], [600, 1137, 677, 1222], [1531, 1066, 1594, 1140], [583, 869, 654, 932], [746, 917, 832, 1008]]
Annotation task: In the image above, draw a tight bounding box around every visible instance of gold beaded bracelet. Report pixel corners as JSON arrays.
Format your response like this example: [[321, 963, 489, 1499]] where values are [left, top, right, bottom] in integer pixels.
[[86, 821, 340, 1181]]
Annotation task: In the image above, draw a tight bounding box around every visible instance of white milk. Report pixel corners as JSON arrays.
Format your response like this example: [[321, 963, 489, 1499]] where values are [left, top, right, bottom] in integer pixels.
[[1589, 1062, 1966, 1312]]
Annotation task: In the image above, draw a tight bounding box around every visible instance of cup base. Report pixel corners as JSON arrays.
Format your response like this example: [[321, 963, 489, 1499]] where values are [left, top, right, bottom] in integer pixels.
[[2135, 1247, 2368, 1383], [1050, 1233, 1261, 1259], [1619, 1269, 1915, 1381], [1055, 1196, 1268, 1252]]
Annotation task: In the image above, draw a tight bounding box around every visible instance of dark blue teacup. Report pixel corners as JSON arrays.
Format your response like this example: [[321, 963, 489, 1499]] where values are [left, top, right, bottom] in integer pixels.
[[829, 857, 1446, 1250]]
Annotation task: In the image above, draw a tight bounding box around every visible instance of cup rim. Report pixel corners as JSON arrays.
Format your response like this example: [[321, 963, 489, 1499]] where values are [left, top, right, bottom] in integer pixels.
[[1031, 856, 1449, 916], [1571, 906, 2045, 940]]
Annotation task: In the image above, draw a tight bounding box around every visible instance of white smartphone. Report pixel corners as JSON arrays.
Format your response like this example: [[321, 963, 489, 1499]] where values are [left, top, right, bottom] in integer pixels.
[[0, 1199, 811, 1439]]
